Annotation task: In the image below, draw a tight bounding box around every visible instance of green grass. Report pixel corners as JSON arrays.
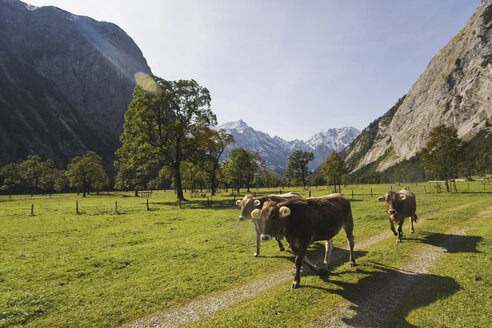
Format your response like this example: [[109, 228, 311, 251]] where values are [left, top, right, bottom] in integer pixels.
[[0, 182, 491, 327]]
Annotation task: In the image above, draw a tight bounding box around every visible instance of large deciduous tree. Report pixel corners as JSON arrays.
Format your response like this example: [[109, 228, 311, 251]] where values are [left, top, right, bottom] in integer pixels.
[[284, 150, 314, 189], [116, 75, 216, 201], [66, 151, 109, 197], [421, 124, 462, 192], [321, 151, 346, 193]]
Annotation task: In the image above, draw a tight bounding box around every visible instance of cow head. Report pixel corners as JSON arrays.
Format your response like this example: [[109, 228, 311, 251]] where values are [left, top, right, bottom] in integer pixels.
[[377, 191, 406, 220], [236, 195, 261, 221], [252, 201, 290, 241]]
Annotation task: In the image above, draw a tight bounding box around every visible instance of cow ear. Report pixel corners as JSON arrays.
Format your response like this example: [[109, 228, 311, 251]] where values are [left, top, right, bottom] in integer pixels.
[[399, 194, 407, 200], [254, 199, 261, 207], [279, 206, 291, 218], [251, 209, 261, 219], [377, 196, 385, 202], [236, 200, 242, 206]]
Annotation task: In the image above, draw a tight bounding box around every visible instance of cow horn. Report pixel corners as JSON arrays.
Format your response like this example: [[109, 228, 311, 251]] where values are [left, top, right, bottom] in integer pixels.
[[399, 194, 407, 200], [235, 200, 242, 206], [254, 199, 261, 207], [377, 196, 385, 202], [279, 206, 291, 218], [251, 209, 261, 219]]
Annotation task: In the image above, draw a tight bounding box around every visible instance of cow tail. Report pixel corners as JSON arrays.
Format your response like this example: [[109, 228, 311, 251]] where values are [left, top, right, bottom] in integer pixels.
[[344, 199, 354, 229]]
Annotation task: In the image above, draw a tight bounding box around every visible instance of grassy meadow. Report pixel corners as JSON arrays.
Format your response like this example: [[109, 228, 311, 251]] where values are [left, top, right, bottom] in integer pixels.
[[0, 181, 491, 327]]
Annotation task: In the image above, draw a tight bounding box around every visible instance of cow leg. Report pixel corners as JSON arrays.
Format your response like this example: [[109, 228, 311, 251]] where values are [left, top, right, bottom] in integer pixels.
[[292, 247, 307, 289], [253, 220, 261, 257], [389, 217, 397, 236], [276, 236, 285, 251], [303, 255, 320, 271], [344, 219, 356, 267], [410, 214, 417, 233], [396, 220, 403, 243], [323, 239, 333, 271]]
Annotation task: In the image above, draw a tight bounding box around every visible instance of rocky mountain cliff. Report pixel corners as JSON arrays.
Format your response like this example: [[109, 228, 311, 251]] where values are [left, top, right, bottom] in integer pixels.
[[0, 0, 151, 166], [343, 0, 492, 173], [218, 120, 359, 174]]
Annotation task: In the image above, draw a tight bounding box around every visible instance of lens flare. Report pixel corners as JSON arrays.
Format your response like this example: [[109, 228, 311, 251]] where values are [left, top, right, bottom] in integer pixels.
[[134, 72, 159, 93]]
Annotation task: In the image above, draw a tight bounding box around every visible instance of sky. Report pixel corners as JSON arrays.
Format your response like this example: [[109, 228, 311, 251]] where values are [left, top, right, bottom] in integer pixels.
[[26, 0, 481, 141]]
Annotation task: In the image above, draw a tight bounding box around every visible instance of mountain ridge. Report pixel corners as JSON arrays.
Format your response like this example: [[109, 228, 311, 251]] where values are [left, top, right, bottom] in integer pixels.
[[0, 0, 152, 166], [218, 120, 360, 174], [343, 0, 492, 173]]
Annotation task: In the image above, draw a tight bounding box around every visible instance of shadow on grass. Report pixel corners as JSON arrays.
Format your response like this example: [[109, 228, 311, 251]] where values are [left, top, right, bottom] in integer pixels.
[[419, 232, 482, 253], [301, 262, 460, 327]]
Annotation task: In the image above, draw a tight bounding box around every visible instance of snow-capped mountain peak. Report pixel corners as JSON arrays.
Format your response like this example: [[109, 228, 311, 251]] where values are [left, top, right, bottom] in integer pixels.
[[217, 120, 360, 174]]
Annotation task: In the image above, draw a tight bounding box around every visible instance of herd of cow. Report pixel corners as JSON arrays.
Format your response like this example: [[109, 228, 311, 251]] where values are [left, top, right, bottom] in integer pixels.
[[235, 189, 418, 289]]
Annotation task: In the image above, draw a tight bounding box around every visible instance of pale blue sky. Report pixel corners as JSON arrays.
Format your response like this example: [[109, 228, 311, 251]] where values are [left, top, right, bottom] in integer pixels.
[[27, 0, 481, 140]]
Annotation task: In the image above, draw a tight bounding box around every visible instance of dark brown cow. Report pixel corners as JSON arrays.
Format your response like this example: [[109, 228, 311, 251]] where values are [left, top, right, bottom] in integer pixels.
[[236, 192, 301, 257], [252, 195, 355, 289], [377, 188, 418, 243]]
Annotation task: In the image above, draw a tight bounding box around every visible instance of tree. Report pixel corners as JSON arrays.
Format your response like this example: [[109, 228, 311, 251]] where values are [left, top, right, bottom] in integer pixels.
[[39, 160, 66, 195], [0, 163, 22, 197], [19, 155, 45, 195], [194, 128, 234, 195], [284, 150, 314, 189], [66, 151, 109, 197], [223, 148, 261, 193], [116, 75, 216, 201], [421, 124, 462, 192], [321, 151, 346, 193]]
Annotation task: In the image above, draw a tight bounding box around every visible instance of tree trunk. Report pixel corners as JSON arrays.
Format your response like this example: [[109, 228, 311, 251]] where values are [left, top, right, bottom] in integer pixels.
[[173, 162, 186, 201]]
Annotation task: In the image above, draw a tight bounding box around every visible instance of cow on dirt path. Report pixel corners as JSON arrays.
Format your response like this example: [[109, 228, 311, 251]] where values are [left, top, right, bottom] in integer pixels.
[[236, 192, 301, 257], [377, 188, 418, 243], [252, 194, 356, 289]]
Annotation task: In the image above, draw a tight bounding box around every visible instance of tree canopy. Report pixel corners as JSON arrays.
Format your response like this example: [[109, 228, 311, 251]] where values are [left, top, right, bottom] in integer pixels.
[[66, 151, 109, 197], [284, 150, 314, 188], [223, 148, 261, 193], [321, 151, 346, 192], [421, 124, 461, 192], [116, 75, 216, 200]]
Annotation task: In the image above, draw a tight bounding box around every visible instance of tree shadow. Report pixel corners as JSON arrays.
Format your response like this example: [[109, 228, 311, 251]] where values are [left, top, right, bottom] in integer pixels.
[[419, 232, 482, 253], [303, 262, 461, 327]]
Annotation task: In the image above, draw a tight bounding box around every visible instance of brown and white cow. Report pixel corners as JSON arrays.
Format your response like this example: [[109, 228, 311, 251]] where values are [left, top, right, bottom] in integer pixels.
[[252, 194, 356, 289], [377, 188, 418, 243], [236, 192, 301, 257]]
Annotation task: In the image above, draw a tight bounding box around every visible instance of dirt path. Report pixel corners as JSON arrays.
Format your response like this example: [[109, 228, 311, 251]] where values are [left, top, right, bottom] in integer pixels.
[[127, 204, 490, 328]]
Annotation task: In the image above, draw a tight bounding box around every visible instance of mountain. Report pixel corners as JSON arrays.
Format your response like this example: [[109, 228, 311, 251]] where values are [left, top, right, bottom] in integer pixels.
[[0, 0, 151, 167], [343, 0, 492, 173], [218, 120, 359, 174]]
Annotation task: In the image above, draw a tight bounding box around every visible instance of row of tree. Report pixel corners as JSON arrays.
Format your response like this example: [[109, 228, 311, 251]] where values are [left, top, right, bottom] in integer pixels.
[[0, 152, 109, 197]]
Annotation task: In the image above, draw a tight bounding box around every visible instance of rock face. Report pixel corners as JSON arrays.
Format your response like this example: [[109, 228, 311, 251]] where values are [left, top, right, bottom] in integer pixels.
[[218, 120, 359, 174], [0, 0, 151, 166], [343, 0, 492, 173]]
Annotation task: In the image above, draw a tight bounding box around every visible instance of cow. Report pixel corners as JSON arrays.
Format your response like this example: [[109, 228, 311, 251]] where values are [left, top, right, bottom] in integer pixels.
[[377, 188, 418, 243], [236, 192, 301, 257], [251, 194, 356, 289]]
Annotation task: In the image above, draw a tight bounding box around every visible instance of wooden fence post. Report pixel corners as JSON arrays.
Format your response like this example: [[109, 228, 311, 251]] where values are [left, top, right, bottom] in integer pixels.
[[115, 201, 118, 214], [147, 199, 150, 211], [31, 204, 34, 216], [370, 188, 373, 197], [351, 190, 354, 199], [76, 201, 79, 214], [309, 190, 311, 197]]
